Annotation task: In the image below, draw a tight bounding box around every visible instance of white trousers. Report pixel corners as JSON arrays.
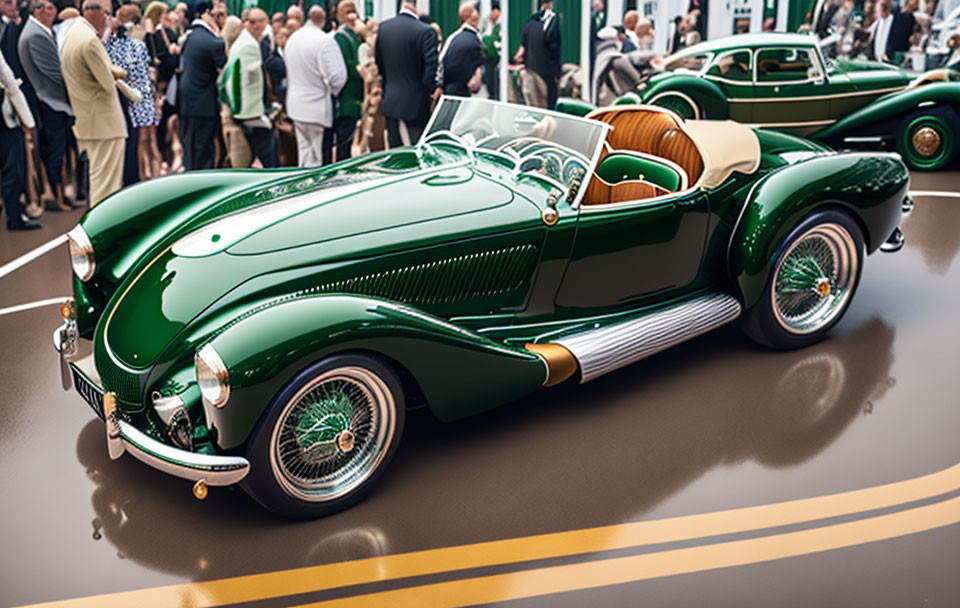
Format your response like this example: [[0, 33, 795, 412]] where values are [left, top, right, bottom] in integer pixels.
[[293, 121, 326, 167]]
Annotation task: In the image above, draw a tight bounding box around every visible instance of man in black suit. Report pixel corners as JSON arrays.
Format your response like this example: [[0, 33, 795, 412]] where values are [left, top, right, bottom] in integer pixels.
[[374, 1, 438, 147], [177, 1, 226, 171], [870, 0, 916, 64], [438, 4, 484, 97], [0, 0, 39, 229], [516, 1, 561, 109]]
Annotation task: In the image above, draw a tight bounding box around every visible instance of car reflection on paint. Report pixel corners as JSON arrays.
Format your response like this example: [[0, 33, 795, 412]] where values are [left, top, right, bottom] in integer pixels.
[[76, 319, 894, 586]]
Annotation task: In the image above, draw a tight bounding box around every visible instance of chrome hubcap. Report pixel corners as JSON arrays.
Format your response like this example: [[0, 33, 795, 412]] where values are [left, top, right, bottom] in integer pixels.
[[772, 223, 858, 335], [912, 126, 941, 157], [270, 367, 396, 502]]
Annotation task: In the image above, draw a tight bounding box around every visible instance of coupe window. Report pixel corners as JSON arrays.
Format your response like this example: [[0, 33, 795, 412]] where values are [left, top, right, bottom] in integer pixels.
[[422, 97, 608, 198], [706, 50, 752, 82], [756, 47, 819, 83]]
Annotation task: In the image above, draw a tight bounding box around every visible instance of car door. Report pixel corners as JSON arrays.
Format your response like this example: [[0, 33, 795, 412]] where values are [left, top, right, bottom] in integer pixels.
[[702, 49, 755, 123], [752, 46, 835, 136], [554, 188, 709, 314]]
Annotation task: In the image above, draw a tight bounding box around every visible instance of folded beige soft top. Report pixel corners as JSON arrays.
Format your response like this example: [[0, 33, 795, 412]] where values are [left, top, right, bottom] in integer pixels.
[[682, 119, 762, 190]]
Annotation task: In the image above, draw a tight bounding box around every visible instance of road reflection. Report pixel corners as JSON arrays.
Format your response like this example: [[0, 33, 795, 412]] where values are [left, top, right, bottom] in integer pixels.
[[75, 318, 895, 586]]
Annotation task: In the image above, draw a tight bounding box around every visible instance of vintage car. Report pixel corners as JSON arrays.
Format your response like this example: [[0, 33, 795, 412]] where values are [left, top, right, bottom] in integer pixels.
[[607, 33, 960, 170], [54, 98, 909, 518]]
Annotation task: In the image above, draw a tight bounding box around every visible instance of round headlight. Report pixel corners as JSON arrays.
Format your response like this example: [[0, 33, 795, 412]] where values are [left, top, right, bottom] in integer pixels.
[[67, 225, 95, 282], [196, 344, 230, 409]]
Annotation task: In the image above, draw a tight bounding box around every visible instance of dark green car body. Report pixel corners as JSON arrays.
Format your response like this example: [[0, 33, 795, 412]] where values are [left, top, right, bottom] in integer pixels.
[[615, 33, 960, 169], [57, 99, 907, 502]]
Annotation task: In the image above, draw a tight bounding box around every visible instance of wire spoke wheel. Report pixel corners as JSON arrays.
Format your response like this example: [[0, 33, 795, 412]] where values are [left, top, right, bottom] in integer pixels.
[[772, 223, 858, 335], [269, 366, 397, 503]]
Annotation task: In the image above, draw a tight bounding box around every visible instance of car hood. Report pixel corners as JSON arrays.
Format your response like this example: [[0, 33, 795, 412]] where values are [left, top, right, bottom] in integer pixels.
[[834, 60, 911, 90], [99, 154, 536, 371]]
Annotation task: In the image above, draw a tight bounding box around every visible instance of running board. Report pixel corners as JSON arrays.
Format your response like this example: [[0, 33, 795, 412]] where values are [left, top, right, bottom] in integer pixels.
[[553, 293, 742, 383]]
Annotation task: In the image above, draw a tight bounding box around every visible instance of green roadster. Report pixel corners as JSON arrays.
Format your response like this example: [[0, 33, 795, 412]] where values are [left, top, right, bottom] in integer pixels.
[[589, 33, 960, 170], [54, 97, 909, 518]]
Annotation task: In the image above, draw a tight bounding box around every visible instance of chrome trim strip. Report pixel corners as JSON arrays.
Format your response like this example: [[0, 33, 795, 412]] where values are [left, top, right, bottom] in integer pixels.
[[117, 420, 250, 486], [727, 87, 902, 103], [748, 119, 837, 128], [556, 293, 742, 383], [843, 136, 885, 143]]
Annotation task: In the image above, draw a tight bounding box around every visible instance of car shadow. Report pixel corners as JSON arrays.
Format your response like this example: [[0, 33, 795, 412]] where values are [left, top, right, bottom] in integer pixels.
[[75, 317, 895, 584]]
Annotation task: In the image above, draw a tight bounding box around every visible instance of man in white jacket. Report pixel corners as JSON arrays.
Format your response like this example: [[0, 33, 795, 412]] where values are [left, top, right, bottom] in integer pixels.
[[284, 5, 346, 167], [228, 7, 278, 167]]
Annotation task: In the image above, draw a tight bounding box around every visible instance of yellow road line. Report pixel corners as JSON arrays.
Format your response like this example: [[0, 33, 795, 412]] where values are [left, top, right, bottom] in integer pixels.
[[297, 496, 960, 608], [20, 462, 960, 608]]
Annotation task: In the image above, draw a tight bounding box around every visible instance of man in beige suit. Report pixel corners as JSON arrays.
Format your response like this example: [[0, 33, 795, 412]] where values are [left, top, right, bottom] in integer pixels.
[[60, 0, 126, 205]]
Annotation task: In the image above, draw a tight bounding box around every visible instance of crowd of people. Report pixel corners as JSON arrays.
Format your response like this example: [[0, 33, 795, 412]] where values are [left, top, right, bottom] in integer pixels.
[[12, 0, 949, 234], [1, 0, 567, 233], [807, 0, 960, 66]]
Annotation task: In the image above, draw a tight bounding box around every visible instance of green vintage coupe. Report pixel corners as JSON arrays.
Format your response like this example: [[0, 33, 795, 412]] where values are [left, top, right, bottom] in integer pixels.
[[54, 98, 909, 518], [623, 33, 960, 170]]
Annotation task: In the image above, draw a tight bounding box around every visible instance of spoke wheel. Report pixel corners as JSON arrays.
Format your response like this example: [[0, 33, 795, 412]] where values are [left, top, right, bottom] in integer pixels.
[[271, 367, 396, 502], [742, 211, 864, 350], [772, 223, 858, 335], [243, 354, 405, 518]]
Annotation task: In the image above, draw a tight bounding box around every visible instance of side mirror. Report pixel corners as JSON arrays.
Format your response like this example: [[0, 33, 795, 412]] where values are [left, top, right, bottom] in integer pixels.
[[594, 152, 684, 192]]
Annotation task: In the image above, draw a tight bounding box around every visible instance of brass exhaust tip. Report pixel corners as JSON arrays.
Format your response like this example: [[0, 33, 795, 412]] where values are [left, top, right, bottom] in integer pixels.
[[193, 479, 208, 500]]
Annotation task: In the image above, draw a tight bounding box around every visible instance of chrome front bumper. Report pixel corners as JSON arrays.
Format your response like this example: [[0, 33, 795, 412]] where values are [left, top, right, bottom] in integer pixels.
[[54, 323, 250, 488]]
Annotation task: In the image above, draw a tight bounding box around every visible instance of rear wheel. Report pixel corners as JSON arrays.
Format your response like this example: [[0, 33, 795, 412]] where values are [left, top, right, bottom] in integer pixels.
[[897, 114, 957, 171], [648, 91, 702, 120], [742, 210, 864, 350], [243, 354, 405, 518]]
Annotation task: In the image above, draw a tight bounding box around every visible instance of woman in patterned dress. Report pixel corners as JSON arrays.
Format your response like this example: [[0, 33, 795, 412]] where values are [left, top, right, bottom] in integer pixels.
[[107, 6, 162, 180]]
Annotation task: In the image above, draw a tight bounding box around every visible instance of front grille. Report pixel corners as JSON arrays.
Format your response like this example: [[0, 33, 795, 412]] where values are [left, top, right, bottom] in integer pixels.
[[94, 346, 142, 403], [71, 364, 105, 420]]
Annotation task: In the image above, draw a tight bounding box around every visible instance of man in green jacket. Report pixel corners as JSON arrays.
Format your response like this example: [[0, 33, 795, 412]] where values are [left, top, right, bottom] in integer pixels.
[[325, 0, 363, 163]]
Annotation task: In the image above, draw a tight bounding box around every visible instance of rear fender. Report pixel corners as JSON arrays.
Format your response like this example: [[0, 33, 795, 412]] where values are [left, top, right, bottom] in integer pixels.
[[204, 295, 547, 449], [640, 75, 729, 119], [729, 154, 908, 308], [815, 82, 960, 141]]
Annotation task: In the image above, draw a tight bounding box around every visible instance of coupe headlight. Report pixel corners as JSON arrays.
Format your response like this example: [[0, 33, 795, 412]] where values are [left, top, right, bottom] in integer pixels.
[[67, 225, 95, 282], [196, 344, 230, 409]]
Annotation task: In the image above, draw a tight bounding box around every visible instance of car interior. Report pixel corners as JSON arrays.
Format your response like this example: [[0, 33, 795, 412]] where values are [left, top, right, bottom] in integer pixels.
[[582, 108, 704, 206]]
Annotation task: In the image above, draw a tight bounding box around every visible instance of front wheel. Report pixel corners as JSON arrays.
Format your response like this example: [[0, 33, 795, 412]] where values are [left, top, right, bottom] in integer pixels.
[[742, 211, 864, 350], [242, 354, 405, 518], [897, 114, 957, 171]]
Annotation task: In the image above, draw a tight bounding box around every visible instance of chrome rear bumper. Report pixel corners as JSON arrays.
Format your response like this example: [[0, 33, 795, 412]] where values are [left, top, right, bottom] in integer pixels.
[[54, 323, 250, 487]]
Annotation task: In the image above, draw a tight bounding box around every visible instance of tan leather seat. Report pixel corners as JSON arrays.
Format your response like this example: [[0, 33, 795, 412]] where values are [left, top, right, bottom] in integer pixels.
[[582, 108, 703, 206]]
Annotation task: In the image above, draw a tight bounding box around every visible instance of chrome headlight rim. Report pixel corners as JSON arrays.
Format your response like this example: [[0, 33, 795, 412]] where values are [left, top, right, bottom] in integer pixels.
[[195, 344, 230, 410], [67, 225, 95, 282]]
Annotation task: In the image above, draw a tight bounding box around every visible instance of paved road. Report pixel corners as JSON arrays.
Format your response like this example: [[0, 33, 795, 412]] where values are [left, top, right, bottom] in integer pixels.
[[1, 172, 958, 607]]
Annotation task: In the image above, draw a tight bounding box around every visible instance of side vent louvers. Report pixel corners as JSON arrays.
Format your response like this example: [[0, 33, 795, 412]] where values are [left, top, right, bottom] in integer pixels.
[[318, 244, 539, 306]]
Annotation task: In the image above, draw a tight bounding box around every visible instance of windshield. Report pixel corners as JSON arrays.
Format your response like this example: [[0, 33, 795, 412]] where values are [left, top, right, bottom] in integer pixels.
[[421, 97, 608, 198]]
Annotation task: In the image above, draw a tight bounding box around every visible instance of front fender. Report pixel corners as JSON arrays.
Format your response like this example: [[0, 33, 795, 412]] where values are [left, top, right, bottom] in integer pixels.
[[815, 81, 960, 142], [204, 296, 547, 449], [640, 75, 729, 119], [729, 154, 908, 308]]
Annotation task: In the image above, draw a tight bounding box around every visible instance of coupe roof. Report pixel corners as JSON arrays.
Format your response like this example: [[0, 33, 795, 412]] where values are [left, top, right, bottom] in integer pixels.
[[672, 33, 817, 58]]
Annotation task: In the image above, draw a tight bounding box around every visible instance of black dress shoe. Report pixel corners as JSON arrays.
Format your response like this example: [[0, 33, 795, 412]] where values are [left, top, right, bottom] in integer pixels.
[[8, 220, 42, 230]]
